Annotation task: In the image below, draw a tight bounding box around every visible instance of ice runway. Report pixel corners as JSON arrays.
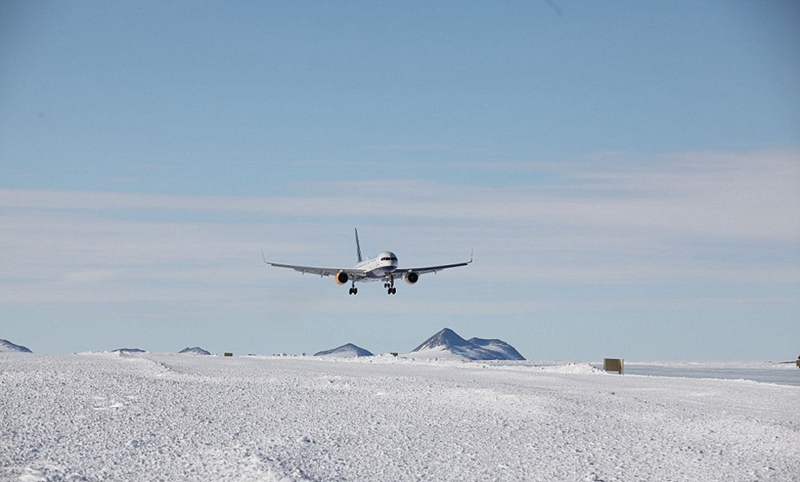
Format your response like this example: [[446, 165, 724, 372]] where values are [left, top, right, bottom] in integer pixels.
[[2, 353, 798, 481]]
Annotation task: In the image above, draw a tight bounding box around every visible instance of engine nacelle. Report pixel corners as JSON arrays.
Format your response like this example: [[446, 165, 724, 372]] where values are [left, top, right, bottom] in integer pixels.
[[404, 271, 419, 285], [335, 271, 350, 285]]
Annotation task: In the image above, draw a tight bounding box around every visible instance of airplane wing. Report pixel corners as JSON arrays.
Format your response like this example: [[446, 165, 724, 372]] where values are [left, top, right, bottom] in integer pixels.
[[391, 262, 470, 276], [391, 252, 473, 276], [262, 252, 366, 278], [266, 262, 365, 278]]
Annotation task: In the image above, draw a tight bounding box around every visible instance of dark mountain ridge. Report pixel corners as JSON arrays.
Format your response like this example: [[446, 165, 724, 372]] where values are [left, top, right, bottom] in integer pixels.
[[315, 343, 374, 358], [0, 339, 33, 353], [411, 328, 525, 361]]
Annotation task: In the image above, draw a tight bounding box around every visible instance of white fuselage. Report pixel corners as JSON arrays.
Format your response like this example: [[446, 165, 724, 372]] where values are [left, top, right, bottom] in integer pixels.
[[354, 251, 399, 280]]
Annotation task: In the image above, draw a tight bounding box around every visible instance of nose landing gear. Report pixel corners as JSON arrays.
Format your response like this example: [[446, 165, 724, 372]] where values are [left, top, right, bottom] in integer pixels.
[[384, 277, 397, 295]]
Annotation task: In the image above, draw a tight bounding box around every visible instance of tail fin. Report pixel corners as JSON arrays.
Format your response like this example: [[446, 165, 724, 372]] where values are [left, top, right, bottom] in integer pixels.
[[355, 228, 363, 263]]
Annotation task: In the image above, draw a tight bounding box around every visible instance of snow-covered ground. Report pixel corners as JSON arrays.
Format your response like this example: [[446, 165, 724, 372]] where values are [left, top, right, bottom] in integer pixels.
[[494, 360, 800, 387], [624, 361, 800, 387], [1, 353, 798, 481]]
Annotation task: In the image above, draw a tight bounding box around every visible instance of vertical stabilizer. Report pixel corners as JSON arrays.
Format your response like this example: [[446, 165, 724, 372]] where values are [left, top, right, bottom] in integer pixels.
[[355, 228, 363, 263]]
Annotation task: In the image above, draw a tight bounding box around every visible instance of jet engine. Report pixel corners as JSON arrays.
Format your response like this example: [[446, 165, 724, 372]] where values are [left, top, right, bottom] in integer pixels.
[[404, 271, 419, 285], [335, 271, 350, 285]]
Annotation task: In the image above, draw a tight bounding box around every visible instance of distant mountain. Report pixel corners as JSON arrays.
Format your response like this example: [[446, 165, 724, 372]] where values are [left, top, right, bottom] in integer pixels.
[[410, 328, 525, 361], [179, 347, 212, 356], [467, 337, 525, 361], [413, 328, 479, 354], [315, 343, 374, 358], [0, 339, 32, 353], [112, 348, 147, 354]]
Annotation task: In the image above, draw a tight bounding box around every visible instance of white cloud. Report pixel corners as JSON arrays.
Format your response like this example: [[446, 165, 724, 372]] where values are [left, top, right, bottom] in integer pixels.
[[5, 149, 797, 241], [1, 149, 798, 306], [460, 149, 800, 240]]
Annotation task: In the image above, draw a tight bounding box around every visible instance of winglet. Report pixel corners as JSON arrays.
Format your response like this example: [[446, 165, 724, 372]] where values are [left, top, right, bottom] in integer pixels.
[[261, 250, 269, 265]]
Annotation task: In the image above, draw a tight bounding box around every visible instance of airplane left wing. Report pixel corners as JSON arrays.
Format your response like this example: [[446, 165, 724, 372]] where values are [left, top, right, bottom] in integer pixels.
[[392, 252, 473, 276]]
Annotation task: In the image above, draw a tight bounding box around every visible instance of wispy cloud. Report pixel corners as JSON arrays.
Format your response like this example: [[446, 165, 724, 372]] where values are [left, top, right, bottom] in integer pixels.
[[5, 149, 798, 240], [461, 149, 800, 239], [2, 149, 798, 307]]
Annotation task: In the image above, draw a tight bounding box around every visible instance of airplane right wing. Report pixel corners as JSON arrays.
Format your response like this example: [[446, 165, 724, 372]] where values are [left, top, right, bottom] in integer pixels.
[[262, 252, 366, 279], [266, 262, 366, 278]]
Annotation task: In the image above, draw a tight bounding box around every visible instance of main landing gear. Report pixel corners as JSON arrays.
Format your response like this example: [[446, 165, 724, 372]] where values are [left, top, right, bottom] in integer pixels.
[[384, 277, 397, 295], [347, 278, 397, 295]]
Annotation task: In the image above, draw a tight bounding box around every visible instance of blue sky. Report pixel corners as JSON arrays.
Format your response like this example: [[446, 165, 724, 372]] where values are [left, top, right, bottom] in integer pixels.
[[2, 0, 799, 360]]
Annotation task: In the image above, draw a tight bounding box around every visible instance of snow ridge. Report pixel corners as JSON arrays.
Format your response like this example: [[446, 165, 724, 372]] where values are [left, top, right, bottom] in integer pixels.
[[411, 328, 525, 361], [0, 339, 32, 353], [314, 343, 373, 358]]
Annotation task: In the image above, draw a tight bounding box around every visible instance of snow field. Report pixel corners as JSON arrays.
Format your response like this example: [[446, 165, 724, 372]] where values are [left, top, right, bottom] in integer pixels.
[[1, 353, 798, 481]]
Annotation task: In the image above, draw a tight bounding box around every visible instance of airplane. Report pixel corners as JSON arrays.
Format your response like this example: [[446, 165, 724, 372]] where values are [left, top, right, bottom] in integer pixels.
[[263, 229, 472, 295]]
